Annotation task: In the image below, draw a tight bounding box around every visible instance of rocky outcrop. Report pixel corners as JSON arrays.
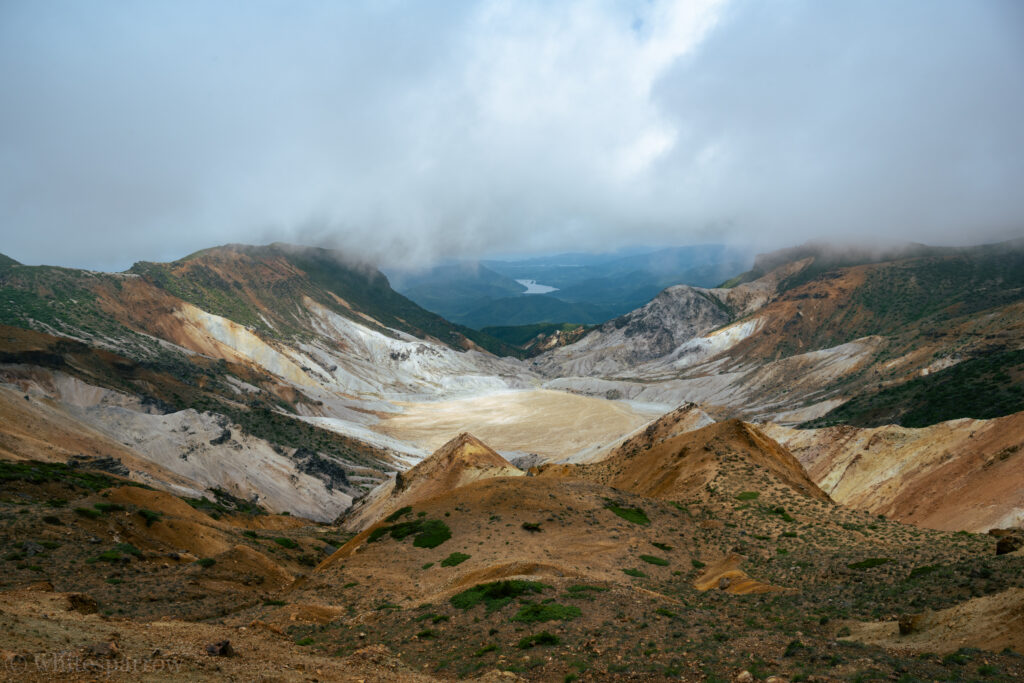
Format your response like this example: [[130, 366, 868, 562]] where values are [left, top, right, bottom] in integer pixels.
[[533, 285, 731, 377]]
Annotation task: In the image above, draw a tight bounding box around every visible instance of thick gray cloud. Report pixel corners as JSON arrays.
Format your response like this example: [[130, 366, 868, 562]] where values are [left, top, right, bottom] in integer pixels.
[[0, 0, 1021, 271]]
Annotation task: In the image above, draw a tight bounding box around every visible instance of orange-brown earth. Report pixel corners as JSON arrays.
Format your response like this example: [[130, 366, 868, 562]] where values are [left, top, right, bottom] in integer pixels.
[[341, 433, 524, 533], [766, 410, 1024, 532], [3, 415, 1023, 681], [568, 419, 830, 505]]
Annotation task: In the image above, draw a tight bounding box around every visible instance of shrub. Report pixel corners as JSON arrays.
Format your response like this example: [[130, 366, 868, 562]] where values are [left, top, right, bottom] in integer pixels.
[[511, 602, 581, 623], [605, 502, 650, 525], [517, 631, 560, 649], [273, 537, 299, 549], [295, 637, 314, 646], [385, 506, 413, 522], [474, 644, 499, 657], [89, 550, 125, 563], [242, 530, 258, 538], [622, 568, 647, 578], [847, 557, 892, 570], [908, 564, 939, 579], [450, 580, 547, 612], [196, 558, 216, 568], [74, 507, 102, 520], [114, 543, 142, 558], [565, 584, 609, 600], [943, 648, 978, 666], [735, 491, 760, 501], [413, 520, 451, 548], [368, 519, 451, 549], [441, 552, 471, 567], [521, 522, 542, 532], [639, 555, 669, 566], [93, 503, 126, 514], [651, 542, 672, 551], [769, 506, 796, 522], [137, 509, 162, 527], [691, 559, 706, 569]]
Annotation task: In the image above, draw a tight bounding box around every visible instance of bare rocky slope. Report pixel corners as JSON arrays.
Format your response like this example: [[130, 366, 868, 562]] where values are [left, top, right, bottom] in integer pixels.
[[765, 410, 1024, 532], [0, 245, 534, 518], [538, 239, 1024, 427]]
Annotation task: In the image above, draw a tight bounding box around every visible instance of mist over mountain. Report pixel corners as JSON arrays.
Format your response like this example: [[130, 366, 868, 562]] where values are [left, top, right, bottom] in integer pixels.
[[2, 1, 1022, 271]]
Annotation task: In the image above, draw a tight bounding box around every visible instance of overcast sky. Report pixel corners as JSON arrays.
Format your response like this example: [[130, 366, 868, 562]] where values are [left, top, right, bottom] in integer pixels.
[[1, 0, 1022, 271]]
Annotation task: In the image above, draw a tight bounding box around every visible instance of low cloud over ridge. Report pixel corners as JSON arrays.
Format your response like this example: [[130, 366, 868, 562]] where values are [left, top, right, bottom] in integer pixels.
[[1, 0, 1021, 271]]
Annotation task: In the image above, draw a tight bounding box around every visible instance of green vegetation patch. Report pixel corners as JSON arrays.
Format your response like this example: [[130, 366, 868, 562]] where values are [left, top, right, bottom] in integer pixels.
[[517, 631, 560, 649], [273, 537, 299, 549], [511, 602, 581, 624], [565, 584, 609, 600], [450, 580, 548, 613], [481, 322, 586, 348], [735, 491, 760, 501], [804, 348, 1024, 428], [639, 554, 669, 566], [88, 550, 126, 563], [0, 460, 124, 492], [622, 568, 647, 578], [604, 502, 650, 525], [847, 557, 892, 570], [907, 565, 941, 580], [137, 509, 162, 526], [367, 518, 451, 549], [114, 543, 142, 558], [440, 552, 471, 567], [385, 506, 413, 522]]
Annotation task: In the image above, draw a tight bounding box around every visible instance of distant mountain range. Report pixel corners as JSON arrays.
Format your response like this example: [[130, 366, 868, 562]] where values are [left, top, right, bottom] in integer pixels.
[[385, 244, 753, 329]]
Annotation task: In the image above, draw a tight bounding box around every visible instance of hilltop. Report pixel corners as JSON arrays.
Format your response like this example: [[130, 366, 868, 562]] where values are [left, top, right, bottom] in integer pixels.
[[340, 433, 523, 533]]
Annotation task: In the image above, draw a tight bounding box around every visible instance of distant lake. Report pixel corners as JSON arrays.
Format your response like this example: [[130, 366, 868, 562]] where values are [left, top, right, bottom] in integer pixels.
[[516, 279, 559, 294]]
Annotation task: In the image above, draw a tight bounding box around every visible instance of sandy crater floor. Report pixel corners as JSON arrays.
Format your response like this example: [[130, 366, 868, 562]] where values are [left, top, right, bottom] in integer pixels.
[[372, 389, 663, 460]]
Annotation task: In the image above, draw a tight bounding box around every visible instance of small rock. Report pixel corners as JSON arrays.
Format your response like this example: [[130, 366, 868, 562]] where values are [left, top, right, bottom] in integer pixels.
[[205, 640, 235, 657], [67, 593, 99, 614], [735, 671, 754, 683], [21, 541, 44, 557], [84, 641, 119, 659], [996, 535, 1023, 555], [898, 613, 924, 636], [718, 576, 732, 590]]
